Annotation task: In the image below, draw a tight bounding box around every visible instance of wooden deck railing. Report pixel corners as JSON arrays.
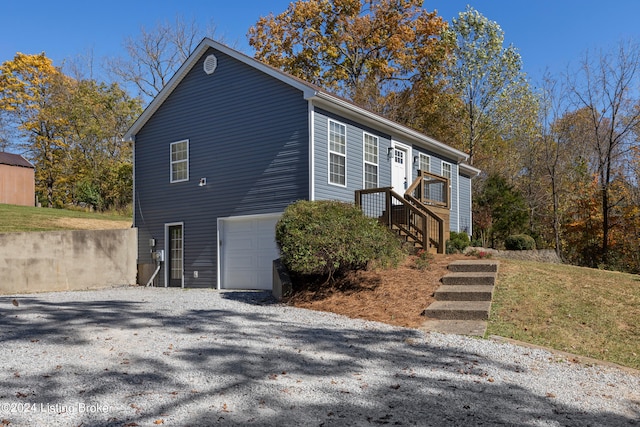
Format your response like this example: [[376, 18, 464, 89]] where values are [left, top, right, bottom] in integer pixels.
[[355, 183, 446, 253]]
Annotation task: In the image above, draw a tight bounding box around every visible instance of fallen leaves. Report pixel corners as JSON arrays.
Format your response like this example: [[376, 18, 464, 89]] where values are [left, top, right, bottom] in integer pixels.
[[11, 299, 18, 307]]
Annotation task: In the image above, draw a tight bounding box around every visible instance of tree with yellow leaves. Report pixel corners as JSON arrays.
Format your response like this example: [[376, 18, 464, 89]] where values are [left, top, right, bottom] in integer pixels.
[[0, 52, 72, 207], [248, 0, 450, 132]]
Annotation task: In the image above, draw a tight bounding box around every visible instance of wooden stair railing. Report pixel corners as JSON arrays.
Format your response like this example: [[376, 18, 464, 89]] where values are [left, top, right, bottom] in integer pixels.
[[355, 184, 446, 253], [404, 173, 447, 253]]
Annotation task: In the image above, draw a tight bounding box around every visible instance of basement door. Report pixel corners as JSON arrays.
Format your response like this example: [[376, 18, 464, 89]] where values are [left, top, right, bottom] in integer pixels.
[[165, 222, 184, 288], [218, 213, 282, 290]]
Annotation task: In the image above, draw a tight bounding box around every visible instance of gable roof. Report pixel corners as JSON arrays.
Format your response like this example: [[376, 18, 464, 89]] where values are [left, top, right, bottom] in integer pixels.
[[0, 152, 34, 168], [124, 38, 470, 163]]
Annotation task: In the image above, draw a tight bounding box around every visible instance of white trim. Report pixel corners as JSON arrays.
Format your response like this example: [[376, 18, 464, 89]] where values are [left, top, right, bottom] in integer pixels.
[[327, 118, 347, 188], [164, 222, 185, 288], [468, 179, 473, 236], [391, 141, 411, 192], [441, 161, 452, 181], [217, 212, 283, 290], [456, 166, 460, 233], [363, 132, 379, 189], [309, 101, 315, 201], [170, 139, 189, 183]]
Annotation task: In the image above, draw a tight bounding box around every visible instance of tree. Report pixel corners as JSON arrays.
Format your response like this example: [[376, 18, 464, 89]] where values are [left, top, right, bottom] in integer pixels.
[[0, 52, 141, 210], [64, 80, 141, 211], [443, 6, 528, 165], [248, 0, 450, 120], [0, 52, 73, 207], [106, 16, 219, 102], [474, 174, 529, 249], [567, 40, 640, 264]]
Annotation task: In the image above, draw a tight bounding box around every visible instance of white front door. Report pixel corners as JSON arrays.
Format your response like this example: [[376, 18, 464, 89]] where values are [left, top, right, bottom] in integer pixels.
[[391, 144, 409, 194]]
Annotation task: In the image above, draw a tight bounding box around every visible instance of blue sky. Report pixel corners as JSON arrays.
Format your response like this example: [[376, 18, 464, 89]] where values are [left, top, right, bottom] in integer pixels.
[[1, 0, 639, 86]]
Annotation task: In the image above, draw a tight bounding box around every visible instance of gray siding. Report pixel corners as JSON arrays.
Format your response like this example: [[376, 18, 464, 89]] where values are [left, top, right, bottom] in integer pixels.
[[458, 174, 472, 234], [313, 108, 392, 202], [311, 107, 469, 233], [134, 47, 309, 287]]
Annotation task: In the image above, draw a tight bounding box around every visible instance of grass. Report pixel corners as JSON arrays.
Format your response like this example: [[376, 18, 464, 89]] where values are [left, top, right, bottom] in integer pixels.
[[0, 203, 131, 232], [488, 259, 640, 370]]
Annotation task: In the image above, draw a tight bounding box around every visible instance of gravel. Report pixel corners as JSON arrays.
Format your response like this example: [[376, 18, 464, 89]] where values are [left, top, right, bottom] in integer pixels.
[[0, 287, 638, 427]]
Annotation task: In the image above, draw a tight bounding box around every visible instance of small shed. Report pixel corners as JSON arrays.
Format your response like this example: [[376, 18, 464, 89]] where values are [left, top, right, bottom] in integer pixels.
[[0, 152, 35, 206]]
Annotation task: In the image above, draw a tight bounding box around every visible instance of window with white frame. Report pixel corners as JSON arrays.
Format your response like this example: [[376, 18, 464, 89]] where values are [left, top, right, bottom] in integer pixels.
[[418, 153, 430, 173], [363, 133, 378, 189], [441, 161, 452, 181], [170, 140, 189, 183], [328, 120, 346, 186]]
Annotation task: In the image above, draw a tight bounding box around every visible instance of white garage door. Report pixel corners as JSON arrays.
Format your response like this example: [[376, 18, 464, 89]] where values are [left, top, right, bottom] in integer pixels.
[[219, 213, 282, 290]]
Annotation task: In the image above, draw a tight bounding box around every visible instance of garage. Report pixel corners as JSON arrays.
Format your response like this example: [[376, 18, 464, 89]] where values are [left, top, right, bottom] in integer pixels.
[[218, 213, 282, 290]]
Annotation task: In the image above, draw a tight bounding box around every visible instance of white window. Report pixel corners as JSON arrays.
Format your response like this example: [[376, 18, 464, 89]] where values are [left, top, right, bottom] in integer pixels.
[[441, 161, 452, 181], [329, 120, 346, 186], [170, 140, 189, 183], [419, 153, 430, 173], [363, 133, 378, 189]]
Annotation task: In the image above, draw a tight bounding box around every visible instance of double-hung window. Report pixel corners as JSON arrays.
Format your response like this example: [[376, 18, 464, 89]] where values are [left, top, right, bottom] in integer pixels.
[[170, 140, 189, 183], [328, 120, 346, 186], [418, 153, 430, 173], [441, 161, 452, 181], [363, 133, 378, 189]]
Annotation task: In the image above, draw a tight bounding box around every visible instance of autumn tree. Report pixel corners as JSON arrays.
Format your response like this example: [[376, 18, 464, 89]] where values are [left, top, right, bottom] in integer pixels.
[[0, 53, 141, 210], [106, 15, 220, 102], [248, 0, 450, 125], [0, 53, 73, 207], [567, 40, 640, 265], [64, 80, 142, 211], [443, 6, 531, 165]]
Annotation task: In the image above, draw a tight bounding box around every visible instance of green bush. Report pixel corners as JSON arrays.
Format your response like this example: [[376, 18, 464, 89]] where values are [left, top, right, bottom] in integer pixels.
[[275, 200, 403, 281], [505, 234, 536, 251], [446, 231, 471, 254]]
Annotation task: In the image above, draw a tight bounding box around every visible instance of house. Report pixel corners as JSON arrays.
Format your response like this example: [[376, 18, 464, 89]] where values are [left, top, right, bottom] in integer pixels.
[[0, 152, 35, 207], [125, 38, 479, 290]]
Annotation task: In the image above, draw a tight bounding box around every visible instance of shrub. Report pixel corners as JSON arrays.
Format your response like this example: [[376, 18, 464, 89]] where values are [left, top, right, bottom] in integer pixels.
[[275, 200, 403, 282], [465, 248, 493, 259], [505, 234, 536, 251], [446, 231, 471, 254], [414, 249, 435, 270]]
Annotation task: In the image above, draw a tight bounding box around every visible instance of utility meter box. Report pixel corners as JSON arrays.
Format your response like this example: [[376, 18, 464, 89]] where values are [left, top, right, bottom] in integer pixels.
[[153, 250, 165, 262]]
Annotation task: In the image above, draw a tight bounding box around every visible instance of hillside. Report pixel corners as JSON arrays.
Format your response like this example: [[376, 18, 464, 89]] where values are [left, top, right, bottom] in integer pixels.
[[0, 204, 131, 233]]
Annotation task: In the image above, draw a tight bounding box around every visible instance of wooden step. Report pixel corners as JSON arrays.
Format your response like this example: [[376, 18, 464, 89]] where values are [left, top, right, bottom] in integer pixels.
[[448, 260, 499, 273], [434, 285, 494, 301], [441, 272, 496, 286], [422, 301, 491, 320]]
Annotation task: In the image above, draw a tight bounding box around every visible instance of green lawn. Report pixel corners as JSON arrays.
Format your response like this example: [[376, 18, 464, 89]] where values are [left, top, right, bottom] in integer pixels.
[[0, 203, 131, 232], [488, 259, 640, 370]]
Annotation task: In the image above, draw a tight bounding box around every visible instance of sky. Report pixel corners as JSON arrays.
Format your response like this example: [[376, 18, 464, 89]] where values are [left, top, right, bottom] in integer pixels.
[[1, 0, 640, 88]]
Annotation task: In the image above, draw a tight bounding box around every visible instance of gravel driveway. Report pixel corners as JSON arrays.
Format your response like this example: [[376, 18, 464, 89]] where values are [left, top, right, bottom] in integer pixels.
[[0, 287, 638, 426]]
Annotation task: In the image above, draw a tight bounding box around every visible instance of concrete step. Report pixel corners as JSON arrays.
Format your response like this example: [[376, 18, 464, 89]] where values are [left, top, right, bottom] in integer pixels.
[[441, 272, 496, 286], [448, 260, 499, 273], [434, 285, 494, 301], [422, 300, 491, 320], [421, 319, 487, 336]]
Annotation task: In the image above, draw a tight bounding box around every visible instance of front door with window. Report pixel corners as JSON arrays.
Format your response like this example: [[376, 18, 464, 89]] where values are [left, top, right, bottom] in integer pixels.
[[167, 224, 183, 287], [391, 145, 408, 194]]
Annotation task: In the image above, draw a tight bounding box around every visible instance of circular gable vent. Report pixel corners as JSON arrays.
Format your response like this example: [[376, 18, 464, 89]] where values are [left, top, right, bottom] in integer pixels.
[[203, 54, 218, 75]]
